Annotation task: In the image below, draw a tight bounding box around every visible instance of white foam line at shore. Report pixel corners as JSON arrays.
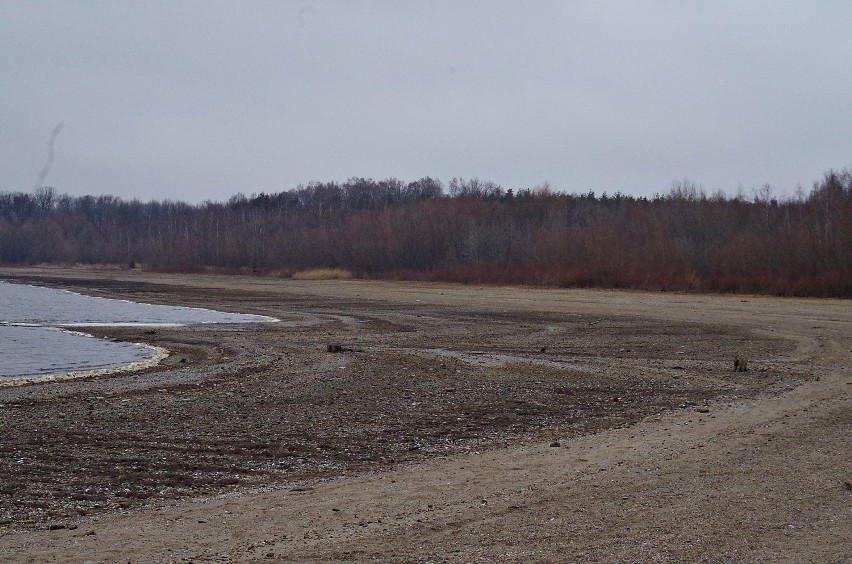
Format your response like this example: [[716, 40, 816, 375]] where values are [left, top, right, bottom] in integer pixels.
[[0, 336, 169, 388], [0, 280, 277, 387]]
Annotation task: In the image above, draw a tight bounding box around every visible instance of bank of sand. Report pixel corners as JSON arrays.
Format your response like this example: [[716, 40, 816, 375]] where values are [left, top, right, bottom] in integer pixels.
[[0, 267, 849, 562]]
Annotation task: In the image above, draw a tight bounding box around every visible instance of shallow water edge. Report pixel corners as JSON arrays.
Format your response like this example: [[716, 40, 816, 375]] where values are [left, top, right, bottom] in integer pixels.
[[0, 279, 276, 384], [0, 337, 169, 388]]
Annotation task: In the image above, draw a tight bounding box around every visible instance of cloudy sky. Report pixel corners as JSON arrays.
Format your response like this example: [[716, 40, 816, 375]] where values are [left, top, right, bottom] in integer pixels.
[[2, 1, 851, 202]]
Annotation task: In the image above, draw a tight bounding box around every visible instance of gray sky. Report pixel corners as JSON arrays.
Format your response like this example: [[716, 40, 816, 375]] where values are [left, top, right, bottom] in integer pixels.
[[2, 1, 851, 202]]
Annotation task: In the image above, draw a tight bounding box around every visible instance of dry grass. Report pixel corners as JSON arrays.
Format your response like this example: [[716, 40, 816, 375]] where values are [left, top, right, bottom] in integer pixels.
[[291, 268, 354, 280]]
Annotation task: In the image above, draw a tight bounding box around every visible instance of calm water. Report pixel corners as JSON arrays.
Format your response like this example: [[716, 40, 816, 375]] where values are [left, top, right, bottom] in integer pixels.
[[0, 280, 276, 381]]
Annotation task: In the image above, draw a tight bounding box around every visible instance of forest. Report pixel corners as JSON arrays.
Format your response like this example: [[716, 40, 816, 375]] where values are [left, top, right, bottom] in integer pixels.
[[1, 169, 850, 297]]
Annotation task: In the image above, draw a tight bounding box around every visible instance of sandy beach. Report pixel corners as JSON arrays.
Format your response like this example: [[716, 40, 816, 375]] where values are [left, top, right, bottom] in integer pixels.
[[0, 267, 849, 562]]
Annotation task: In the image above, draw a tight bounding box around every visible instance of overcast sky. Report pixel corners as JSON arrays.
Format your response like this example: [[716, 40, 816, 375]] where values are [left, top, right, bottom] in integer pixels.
[[2, 1, 851, 202]]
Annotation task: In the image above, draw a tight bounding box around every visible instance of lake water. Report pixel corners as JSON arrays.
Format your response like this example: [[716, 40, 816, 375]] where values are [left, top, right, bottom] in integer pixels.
[[0, 280, 276, 382]]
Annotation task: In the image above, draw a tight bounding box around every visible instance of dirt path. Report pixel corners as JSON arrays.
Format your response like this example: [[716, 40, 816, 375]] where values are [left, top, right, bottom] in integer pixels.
[[0, 268, 850, 562]]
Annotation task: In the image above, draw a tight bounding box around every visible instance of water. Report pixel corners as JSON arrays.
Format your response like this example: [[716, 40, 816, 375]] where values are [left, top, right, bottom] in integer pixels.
[[0, 281, 275, 325], [0, 280, 276, 382], [0, 325, 163, 379]]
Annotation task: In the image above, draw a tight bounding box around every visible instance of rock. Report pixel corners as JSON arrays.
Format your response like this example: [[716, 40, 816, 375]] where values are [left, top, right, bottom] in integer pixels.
[[550, 440, 561, 447], [48, 524, 66, 531], [696, 407, 710, 413], [327, 343, 343, 353], [85, 530, 96, 536], [733, 357, 749, 372]]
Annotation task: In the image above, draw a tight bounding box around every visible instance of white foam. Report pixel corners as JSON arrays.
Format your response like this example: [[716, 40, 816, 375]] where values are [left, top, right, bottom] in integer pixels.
[[0, 280, 277, 384]]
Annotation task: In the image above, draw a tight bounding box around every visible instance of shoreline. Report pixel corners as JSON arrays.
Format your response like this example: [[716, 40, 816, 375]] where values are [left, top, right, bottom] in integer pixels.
[[0, 266, 849, 562], [0, 275, 279, 387], [0, 331, 169, 388]]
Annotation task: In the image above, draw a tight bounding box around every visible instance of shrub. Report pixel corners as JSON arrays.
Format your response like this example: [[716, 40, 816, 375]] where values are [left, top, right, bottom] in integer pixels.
[[291, 268, 354, 280]]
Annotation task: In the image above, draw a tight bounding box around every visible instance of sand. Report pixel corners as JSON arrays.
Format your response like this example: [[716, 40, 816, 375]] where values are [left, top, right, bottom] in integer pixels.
[[0, 266, 849, 562]]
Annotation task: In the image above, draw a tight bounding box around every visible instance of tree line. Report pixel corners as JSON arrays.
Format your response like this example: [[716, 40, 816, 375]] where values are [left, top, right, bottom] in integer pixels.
[[1, 171, 851, 297]]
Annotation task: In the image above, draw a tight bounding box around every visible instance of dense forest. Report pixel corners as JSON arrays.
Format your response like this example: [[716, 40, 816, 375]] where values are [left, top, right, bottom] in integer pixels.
[[1, 169, 851, 297]]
